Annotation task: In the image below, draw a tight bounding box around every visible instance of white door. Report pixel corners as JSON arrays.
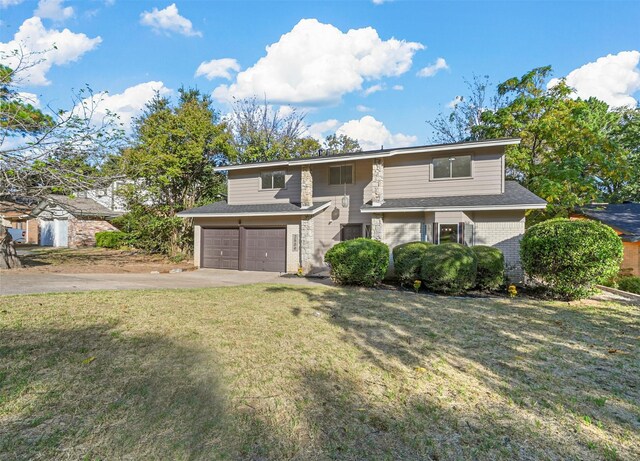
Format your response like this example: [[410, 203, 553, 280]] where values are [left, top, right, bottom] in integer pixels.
[[53, 219, 68, 247], [40, 220, 54, 246]]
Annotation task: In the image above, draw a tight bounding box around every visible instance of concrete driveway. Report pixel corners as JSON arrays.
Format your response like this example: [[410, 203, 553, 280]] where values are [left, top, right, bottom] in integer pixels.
[[0, 269, 332, 296]]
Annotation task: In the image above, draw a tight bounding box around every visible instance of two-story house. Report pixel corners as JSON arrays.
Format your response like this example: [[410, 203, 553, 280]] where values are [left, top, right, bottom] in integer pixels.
[[178, 138, 547, 280]]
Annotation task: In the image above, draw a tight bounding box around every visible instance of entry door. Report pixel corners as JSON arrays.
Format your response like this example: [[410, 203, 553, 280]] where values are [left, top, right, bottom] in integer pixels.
[[53, 219, 68, 247], [243, 228, 286, 272], [201, 228, 239, 269], [40, 220, 54, 246]]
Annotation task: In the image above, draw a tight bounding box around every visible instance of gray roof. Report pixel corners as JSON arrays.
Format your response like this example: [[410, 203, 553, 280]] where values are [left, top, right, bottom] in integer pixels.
[[579, 203, 640, 241], [34, 195, 121, 218], [361, 181, 546, 211], [178, 200, 330, 217]]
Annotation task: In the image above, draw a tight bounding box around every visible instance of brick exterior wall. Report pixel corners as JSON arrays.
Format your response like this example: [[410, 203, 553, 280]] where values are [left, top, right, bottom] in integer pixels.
[[26, 219, 38, 244], [474, 220, 525, 282], [68, 217, 117, 247]]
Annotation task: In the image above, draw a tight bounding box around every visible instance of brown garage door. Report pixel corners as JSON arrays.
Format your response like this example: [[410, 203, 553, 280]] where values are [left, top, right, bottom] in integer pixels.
[[243, 228, 286, 272], [201, 228, 239, 269]]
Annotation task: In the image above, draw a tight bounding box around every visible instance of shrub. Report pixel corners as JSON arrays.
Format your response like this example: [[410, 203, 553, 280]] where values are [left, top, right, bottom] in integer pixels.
[[617, 276, 640, 294], [420, 243, 477, 294], [95, 231, 127, 249], [324, 238, 389, 286], [392, 241, 432, 284], [520, 218, 623, 300], [472, 245, 505, 291]]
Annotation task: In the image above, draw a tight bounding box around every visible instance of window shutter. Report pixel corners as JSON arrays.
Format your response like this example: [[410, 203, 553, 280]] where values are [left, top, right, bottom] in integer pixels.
[[458, 222, 465, 245], [432, 222, 439, 244], [420, 223, 426, 242]]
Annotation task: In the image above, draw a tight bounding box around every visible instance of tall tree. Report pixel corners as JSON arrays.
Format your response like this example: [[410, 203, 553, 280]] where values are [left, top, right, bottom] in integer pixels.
[[0, 52, 124, 268], [227, 96, 319, 163], [119, 88, 231, 256], [322, 133, 361, 154]]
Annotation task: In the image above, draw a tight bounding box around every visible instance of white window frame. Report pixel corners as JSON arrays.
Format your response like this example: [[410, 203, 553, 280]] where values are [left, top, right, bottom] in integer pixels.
[[431, 154, 473, 181], [260, 170, 286, 190], [329, 164, 354, 185]]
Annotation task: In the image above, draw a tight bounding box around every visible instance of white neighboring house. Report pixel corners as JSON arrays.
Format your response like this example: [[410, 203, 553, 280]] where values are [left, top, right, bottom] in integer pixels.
[[32, 195, 121, 248], [76, 180, 129, 213]]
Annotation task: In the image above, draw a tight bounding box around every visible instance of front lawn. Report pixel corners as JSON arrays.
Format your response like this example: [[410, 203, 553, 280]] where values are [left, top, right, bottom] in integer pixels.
[[0, 286, 638, 460]]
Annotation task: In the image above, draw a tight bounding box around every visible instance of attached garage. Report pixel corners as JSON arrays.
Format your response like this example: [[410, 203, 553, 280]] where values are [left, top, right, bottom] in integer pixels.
[[201, 227, 286, 272]]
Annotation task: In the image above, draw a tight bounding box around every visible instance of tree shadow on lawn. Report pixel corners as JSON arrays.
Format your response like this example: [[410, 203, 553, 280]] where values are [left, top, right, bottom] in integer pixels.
[[266, 285, 640, 460], [0, 322, 287, 460]]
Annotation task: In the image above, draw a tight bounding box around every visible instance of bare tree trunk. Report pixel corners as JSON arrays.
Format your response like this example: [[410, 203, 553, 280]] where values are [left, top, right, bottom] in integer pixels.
[[0, 224, 22, 269]]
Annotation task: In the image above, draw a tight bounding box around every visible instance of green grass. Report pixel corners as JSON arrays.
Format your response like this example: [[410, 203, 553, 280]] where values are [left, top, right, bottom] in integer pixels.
[[0, 285, 638, 460]]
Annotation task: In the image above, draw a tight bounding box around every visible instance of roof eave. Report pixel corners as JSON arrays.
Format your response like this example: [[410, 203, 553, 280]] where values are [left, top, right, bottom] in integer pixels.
[[360, 203, 547, 213], [177, 201, 331, 218], [214, 138, 521, 172]]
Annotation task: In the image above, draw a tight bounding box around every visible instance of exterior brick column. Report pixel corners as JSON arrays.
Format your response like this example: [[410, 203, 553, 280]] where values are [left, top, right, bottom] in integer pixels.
[[372, 158, 384, 206], [371, 213, 384, 241], [301, 165, 313, 208], [300, 215, 314, 272]]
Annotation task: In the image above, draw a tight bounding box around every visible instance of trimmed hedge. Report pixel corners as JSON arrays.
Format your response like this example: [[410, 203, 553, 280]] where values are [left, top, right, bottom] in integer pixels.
[[520, 218, 623, 300], [95, 231, 128, 249], [472, 245, 505, 291], [324, 238, 389, 286], [420, 243, 477, 294], [392, 241, 432, 284], [617, 276, 640, 294]]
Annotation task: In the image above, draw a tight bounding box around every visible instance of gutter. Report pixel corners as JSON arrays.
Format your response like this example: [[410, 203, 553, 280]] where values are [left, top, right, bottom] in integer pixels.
[[360, 203, 548, 213]]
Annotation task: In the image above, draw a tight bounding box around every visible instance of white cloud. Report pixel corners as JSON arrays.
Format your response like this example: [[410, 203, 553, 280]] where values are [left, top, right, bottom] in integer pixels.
[[195, 58, 240, 80], [336, 115, 417, 150], [372, 0, 390, 4], [17, 91, 40, 107], [306, 119, 340, 141], [392, 84, 403, 91], [1, 0, 25, 7], [447, 95, 463, 109], [0, 17, 102, 86], [363, 83, 384, 96], [213, 18, 424, 105], [356, 104, 372, 112], [548, 50, 640, 108], [35, 0, 74, 21], [78, 81, 172, 131], [417, 57, 449, 77], [140, 3, 201, 37]]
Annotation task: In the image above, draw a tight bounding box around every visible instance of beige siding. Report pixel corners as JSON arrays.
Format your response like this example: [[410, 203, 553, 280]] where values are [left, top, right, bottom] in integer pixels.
[[311, 159, 372, 267], [192, 216, 301, 271], [384, 146, 504, 199], [227, 168, 301, 205]]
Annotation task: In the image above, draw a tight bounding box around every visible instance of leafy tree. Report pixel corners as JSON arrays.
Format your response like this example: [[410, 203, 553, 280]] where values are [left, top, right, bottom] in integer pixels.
[[119, 88, 231, 256], [227, 96, 318, 163], [322, 133, 361, 154], [0, 51, 124, 268]]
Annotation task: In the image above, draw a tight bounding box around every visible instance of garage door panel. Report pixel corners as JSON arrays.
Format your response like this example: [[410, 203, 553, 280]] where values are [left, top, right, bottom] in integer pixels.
[[201, 228, 239, 269], [243, 228, 286, 273]]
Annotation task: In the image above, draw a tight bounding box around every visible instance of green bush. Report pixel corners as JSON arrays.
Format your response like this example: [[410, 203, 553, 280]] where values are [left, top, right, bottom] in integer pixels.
[[95, 231, 127, 249], [324, 238, 389, 286], [420, 243, 477, 294], [392, 241, 432, 284], [472, 245, 505, 291], [520, 218, 623, 300], [617, 276, 640, 294]]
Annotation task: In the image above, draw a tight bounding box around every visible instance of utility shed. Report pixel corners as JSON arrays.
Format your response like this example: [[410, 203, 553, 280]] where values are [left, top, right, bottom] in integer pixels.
[[32, 195, 122, 247]]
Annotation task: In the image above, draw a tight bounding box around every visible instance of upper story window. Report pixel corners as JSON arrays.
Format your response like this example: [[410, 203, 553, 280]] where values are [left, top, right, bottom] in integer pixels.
[[432, 155, 472, 179], [329, 165, 353, 185], [260, 170, 285, 190]]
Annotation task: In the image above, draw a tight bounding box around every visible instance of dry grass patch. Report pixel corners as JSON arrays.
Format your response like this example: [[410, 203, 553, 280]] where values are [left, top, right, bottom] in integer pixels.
[[0, 285, 638, 460], [9, 246, 193, 273]]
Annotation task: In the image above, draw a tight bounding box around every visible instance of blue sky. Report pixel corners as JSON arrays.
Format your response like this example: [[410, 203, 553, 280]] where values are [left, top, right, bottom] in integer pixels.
[[1, 0, 639, 150]]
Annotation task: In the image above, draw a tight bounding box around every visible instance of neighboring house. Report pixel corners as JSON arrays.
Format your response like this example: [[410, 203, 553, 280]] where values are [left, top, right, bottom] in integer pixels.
[[32, 195, 121, 247], [573, 203, 640, 276], [0, 198, 39, 244], [75, 179, 129, 213], [178, 138, 547, 280]]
